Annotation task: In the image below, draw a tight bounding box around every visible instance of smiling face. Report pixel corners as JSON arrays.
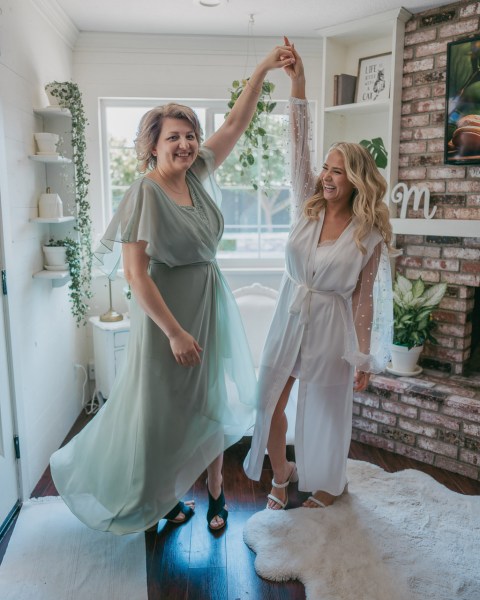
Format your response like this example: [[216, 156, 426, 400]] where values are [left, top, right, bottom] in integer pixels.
[[320, 149, 355, 206], [153, 117, 199, 175]]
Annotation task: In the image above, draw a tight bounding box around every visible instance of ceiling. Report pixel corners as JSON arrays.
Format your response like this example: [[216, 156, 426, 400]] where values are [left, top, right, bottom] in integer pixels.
[[53, 0, 455, 38]]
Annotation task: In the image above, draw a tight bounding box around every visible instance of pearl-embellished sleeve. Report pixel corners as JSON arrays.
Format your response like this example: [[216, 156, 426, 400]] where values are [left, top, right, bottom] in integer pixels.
[[287, 97, 317, 221], [343, 240, 393, 373]]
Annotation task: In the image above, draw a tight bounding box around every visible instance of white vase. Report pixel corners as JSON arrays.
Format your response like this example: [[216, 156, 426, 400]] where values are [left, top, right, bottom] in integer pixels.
[[43, 246, 67, 268], [390, 343, 423, 374], [39, 189, 63, 218]]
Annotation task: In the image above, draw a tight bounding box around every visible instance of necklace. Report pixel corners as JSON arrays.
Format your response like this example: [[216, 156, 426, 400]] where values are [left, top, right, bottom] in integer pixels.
[[155, 167, 187, 195]]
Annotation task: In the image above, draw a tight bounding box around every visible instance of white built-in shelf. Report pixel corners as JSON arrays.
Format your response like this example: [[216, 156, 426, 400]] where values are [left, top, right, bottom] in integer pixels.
[[34, 106, 71, 118], [29, 155, 71, 164], [32, 269, 70, 287], [318, 8, 412, 197], [30, 216, 75, 224], [324, 100, 390, 116]]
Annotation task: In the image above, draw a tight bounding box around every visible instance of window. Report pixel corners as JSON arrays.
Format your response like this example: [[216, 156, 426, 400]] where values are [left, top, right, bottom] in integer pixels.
[[100, 98, 297, 265]]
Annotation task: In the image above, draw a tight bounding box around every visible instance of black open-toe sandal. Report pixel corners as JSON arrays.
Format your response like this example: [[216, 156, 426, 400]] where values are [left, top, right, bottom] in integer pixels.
[[206, 486, 228, 531], [164, 501, 194, 525]]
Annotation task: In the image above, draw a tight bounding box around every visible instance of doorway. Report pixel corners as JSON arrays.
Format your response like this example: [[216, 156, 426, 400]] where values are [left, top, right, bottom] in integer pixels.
[[0, 102, 20, 533]]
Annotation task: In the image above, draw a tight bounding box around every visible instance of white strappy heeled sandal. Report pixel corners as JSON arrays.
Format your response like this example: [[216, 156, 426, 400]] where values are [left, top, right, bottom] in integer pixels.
[[267, 463, 299, 510], [305, 482, 349, 508]]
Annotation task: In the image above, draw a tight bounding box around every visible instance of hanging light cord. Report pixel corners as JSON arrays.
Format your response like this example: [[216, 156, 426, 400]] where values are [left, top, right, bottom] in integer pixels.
[[243, 13, 258, 80]]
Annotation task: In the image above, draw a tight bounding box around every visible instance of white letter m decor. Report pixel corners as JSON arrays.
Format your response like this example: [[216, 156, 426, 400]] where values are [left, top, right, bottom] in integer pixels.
[[390, 183, 437, 220]]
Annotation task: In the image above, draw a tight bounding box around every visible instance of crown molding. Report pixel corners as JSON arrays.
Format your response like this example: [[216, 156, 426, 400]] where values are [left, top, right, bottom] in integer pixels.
[[74, 32, 322, 57], [30, 0, 79, 49]]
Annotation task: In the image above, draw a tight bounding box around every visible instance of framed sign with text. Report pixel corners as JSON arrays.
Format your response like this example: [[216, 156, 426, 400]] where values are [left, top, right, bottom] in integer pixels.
[[355, 53, 391, 103]]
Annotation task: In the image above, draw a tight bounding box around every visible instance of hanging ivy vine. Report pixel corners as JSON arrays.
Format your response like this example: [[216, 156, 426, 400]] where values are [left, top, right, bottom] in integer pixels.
[[45, 81, 92, 324], [226, 78, 277, 192]]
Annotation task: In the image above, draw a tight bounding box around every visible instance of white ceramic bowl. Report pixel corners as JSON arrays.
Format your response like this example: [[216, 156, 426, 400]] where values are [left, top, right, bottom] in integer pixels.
[[34, 132, 59, 154]]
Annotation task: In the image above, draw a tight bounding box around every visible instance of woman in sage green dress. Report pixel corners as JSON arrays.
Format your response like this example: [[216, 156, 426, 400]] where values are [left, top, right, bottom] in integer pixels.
[[50, 44, 296, 534]]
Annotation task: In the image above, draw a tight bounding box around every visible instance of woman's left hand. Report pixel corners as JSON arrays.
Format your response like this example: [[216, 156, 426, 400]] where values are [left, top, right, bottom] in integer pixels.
[[354, 369, 370, 392]]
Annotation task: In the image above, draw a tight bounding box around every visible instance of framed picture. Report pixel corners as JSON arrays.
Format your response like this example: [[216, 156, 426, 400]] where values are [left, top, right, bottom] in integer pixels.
[[444, 35, 480, 165], [355, 53, 391, 103]]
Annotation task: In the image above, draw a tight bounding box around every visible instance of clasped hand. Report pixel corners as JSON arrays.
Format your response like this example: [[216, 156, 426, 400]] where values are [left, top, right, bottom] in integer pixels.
[[354, 369, 370, 392], [169, 330, 203, 368]]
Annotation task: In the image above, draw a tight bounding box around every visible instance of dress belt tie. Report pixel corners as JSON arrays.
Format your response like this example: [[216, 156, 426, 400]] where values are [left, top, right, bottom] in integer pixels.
[[285, 271, 342, 326], [150, 258, 215, 268]]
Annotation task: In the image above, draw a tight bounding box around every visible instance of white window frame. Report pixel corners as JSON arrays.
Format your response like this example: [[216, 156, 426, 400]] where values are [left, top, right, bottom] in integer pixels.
[[99, 97, 313, 270]]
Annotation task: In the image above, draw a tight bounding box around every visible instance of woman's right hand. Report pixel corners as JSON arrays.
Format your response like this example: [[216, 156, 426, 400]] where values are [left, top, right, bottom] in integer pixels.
[[282, 36, 305, 81], [169, 329, 203, 367]]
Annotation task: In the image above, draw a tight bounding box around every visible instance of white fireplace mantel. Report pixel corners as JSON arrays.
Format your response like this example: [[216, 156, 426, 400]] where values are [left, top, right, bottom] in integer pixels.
[[391, 219, 479, 238]]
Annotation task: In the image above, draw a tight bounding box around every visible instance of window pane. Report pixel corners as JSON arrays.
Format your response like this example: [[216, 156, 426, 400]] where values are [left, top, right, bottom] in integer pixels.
[[215, 112, 291, 259], [101, 100, 300, 264]]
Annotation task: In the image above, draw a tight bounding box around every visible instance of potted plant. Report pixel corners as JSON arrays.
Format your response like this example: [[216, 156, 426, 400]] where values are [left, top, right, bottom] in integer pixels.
[[43, 238, 67, 268], [391, 274, 447, 374], [43, 238, 88, 323], [360, 137, 388, 169], [44, 81, 92, 325]]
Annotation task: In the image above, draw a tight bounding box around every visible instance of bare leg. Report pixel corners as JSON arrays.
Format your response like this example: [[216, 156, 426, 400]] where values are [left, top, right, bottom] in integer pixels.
[[266, 376, 297, 509], [207, 453, 226, 529]]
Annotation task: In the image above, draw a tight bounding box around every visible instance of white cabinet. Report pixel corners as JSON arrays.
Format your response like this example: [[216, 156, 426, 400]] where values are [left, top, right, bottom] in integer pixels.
[[30, 107, 76, 286], [317, 8, 411, 197], [90, 316, 131, 402]]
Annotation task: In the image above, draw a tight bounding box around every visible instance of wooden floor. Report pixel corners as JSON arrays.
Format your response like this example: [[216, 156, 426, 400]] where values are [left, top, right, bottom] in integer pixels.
[[1, 411, 480, 600]]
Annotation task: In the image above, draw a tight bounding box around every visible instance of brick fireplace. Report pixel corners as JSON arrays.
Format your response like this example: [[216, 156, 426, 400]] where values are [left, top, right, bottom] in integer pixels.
[[395, 234, 479, 375], [352, 1, 480, 481], [397, 1, 480, 375]]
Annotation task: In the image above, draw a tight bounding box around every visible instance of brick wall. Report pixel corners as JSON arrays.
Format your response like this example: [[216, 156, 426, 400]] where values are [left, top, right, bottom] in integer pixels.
[[353, 1, 480, 480], [395, 0, 480, 375]]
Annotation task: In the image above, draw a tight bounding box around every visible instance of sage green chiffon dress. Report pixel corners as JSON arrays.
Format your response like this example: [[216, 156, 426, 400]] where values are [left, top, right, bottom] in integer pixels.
[[50, 148, 256, 535]]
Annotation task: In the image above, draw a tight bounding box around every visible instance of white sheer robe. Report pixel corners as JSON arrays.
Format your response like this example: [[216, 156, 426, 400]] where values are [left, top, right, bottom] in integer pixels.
[[244, 98, 393, 495]]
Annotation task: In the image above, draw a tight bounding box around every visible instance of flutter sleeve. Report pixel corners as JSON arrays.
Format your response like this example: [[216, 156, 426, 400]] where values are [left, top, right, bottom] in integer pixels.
[[93, 147, 222, 278], [190, 146, 222, 206], [287, 97, 317, 221], [93, 178, 160, 279], [343, 240, 393, 373]]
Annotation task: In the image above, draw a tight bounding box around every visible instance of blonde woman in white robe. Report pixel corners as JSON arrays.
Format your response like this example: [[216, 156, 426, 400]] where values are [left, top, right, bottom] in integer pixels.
[[244, 38, 393, 510]]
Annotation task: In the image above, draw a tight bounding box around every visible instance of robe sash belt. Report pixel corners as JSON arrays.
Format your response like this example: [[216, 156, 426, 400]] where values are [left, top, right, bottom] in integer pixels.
[[285, 271, 348, 326]]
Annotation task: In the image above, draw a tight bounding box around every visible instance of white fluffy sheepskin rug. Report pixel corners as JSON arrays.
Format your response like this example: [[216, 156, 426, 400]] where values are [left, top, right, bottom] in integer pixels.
[[243, 460, 480, 600]]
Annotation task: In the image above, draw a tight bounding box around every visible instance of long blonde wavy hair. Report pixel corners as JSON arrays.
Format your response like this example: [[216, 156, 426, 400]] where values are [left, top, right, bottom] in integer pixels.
[[304, 142, 392, 253], [134, 103, 203, 173]]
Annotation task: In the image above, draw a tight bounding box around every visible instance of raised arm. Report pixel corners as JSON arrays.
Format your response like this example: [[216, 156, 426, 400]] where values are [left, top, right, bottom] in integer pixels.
[[283, 37, 317, 217], [204, 45, 295, 169]]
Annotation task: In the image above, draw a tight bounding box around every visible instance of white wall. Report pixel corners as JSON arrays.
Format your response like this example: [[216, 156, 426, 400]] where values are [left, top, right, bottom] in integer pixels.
[[0, 0, 87, 496]]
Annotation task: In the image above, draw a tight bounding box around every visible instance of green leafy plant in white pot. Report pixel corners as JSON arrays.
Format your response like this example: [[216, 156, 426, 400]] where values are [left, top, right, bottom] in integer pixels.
[[43, 238, 87, 325], [391, 274, 447, 374], [44, 81, 92, 325]]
